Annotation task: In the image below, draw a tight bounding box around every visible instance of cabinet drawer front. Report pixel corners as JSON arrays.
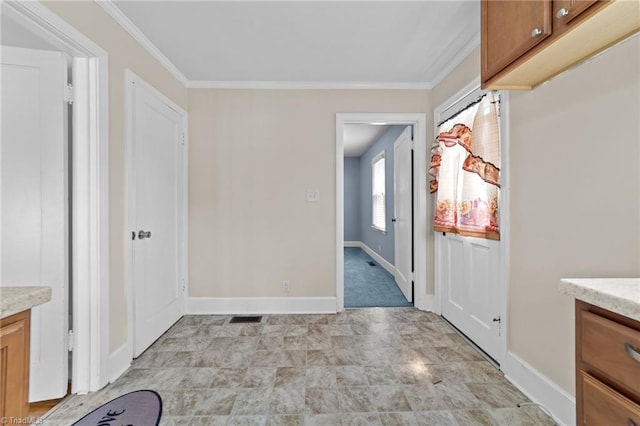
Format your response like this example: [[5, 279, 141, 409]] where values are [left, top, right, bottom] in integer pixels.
[[581, 372, 640, 425], [581, 310, 640, 395]]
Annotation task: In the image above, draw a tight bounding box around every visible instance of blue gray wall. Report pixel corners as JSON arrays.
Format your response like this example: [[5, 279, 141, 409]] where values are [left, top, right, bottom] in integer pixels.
[[344, 125, 407, 265], [344, 157, 361, 242]]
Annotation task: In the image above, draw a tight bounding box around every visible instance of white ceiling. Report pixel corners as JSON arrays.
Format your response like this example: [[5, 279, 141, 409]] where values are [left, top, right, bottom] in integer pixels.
[[344, 124, 390, 157], [1, 11, 61, 51], [110, 1, 480, 87]]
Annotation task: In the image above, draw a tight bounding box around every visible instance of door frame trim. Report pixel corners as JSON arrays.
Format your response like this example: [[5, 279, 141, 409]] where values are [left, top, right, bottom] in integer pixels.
[[432, 77, 509, 366], [335, 113, 428, 312], [2, 1, 111, 392], [124, 70, 188, 361]]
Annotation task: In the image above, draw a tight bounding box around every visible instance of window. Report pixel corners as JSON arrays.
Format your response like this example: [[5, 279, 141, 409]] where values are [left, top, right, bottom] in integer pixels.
[[371, 151, 386, 232]]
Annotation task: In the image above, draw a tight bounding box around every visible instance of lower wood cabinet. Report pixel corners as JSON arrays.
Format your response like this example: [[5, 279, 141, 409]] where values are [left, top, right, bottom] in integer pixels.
[[581, 372, 640, 425], [576, 300, 640, 425], [0, 310, 31, 420]]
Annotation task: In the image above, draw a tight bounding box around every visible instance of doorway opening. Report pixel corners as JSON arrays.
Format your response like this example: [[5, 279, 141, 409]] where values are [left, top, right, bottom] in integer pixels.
[[343, 124, 413, 308], [336, 113, 428, 312]]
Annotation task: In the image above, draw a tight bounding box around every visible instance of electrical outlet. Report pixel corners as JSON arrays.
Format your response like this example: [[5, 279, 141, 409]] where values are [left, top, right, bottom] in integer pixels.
[[283, 280, 290, 293], [306, 189, 320, 202], [378, 245, 382, 252]]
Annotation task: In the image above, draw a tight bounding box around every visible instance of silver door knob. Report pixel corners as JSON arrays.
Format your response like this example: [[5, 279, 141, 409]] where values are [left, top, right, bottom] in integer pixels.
[[531, 28, 543, 38], [556, 8, 569, 19], [138, 230, 152, 239]]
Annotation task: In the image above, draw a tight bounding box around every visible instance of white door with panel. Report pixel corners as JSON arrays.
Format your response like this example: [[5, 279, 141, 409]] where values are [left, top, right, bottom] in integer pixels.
[[129, 76, 186, 357], [393, 126, 413, 302], [1, 46, 69, 401], [439, 233, 501, 360]]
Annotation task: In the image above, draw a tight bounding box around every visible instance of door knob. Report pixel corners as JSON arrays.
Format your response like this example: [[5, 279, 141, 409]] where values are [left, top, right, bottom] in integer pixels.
[[530, 28, 543, 38], [556, 8, 569, 19], [138, 230, 152, 240]]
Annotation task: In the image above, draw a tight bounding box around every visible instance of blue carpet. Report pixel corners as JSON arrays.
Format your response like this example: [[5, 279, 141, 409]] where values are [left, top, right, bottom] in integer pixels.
[[344, 247, 413, 308]]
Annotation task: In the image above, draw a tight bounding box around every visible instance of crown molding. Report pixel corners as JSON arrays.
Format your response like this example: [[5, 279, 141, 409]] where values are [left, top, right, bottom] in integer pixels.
[[187, 80, 433, 90], [96, 0, 189, 86], [95, 0, 474, 91], [429, 33, 481, 89]]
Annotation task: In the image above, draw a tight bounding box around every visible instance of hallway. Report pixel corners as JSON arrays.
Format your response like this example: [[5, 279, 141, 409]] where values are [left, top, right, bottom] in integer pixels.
[[344, 248, 413, 308]]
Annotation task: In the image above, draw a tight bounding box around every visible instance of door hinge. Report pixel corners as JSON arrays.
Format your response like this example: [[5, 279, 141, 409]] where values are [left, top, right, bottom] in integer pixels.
[[68, 330, 74, 351], [181, 278, 186, 291], [492, 92, 501, 117], [64, 83, 74, 104], [181, 133, 186, 145]]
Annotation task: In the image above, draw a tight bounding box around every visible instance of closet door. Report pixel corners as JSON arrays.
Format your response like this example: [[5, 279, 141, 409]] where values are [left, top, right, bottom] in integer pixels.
[[128, 75, 186, 357], [1, 46, 69, 401]]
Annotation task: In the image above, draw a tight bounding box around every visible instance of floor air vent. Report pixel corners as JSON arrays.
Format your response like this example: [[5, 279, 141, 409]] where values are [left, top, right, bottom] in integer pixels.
[[229, 316, 263, 324]]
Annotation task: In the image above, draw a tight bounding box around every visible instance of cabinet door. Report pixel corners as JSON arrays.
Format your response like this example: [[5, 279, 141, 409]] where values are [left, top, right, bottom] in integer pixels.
[[554, 0, 600, 24], [0, 311, 30, 419], [553, 0, 603, 37], [481, 0, 552, 83]]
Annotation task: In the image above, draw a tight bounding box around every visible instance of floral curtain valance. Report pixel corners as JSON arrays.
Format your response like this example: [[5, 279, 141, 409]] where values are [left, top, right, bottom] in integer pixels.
[[429, 92, 501, 240]]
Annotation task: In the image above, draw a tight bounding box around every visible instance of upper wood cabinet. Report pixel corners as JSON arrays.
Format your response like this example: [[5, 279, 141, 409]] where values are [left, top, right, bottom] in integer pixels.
[[551, 0, 602, 40], [481, 0, 640, 90], [482, 1, 552, 83]]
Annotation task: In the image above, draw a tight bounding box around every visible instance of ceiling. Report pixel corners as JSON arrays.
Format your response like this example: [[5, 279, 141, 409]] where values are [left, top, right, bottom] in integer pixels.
[[110, 1, 480, 87], [344, 124, 391, 157], [1, 12, 61, 51]]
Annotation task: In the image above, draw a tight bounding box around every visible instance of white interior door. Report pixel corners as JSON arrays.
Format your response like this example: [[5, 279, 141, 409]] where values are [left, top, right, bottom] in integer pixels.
[[439, 233, 501, 360], [1, 46, 69, 401], [393, 126, 413, 302], [130, 76, 185, 357]]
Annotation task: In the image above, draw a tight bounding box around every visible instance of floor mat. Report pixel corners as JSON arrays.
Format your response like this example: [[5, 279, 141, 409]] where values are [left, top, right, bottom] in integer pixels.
[[71, 390, 162, 426]]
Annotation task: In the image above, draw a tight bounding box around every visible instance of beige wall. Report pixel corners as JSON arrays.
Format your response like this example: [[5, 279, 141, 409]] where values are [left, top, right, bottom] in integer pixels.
[[188, 89, 430, 298], [433, 36, 640, 396], [508, 36, 639, 394], [43, 2, 188, 351]]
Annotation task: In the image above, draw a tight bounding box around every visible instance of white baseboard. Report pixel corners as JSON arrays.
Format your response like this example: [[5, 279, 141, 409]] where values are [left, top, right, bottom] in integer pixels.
[[419, 294, 436, 312], [358, 242, 397, 277], [188, 297, 337, 315], [107, 343, 131, 384], [344, 241, 360, 247], [502, 351, 576, 426]]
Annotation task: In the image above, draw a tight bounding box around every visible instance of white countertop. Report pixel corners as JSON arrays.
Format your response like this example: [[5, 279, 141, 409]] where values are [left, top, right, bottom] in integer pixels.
[[0, 286, 52, 319], [559, 278, 640, 322]]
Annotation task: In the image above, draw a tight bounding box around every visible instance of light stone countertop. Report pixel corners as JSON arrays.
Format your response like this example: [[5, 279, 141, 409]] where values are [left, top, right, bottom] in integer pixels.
[[559, 278, 640, 322], [0, 286, 52, 319]]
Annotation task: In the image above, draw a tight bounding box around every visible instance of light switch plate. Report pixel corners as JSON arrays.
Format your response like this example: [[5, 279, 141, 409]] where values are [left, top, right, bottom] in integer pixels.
[[306, 189, 320, 202]]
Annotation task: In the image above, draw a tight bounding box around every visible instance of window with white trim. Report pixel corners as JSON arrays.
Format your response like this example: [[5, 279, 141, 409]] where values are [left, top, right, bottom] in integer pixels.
[[371, 151, 386, 232]]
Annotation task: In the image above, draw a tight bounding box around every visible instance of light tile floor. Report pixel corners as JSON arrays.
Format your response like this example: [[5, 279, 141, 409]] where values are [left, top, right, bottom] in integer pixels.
[[44, 308, 556, 425]]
